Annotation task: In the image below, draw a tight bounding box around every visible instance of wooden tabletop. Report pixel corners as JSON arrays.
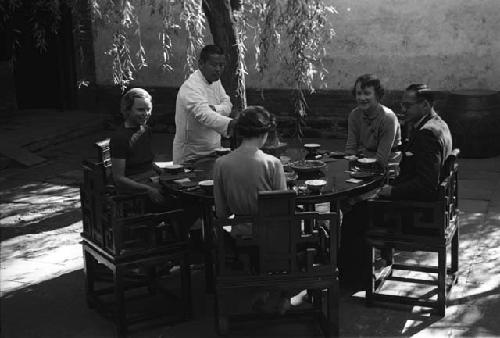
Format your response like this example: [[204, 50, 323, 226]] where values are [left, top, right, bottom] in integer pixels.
[[159, 151, 385, 204]]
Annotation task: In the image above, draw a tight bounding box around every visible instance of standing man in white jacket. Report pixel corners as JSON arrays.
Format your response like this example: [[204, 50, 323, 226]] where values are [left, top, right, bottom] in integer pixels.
[[173, 45, 235, 165]]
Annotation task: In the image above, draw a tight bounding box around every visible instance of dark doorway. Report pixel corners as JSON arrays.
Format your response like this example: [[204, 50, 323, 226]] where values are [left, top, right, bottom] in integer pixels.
[[12, 3, 77, 110]]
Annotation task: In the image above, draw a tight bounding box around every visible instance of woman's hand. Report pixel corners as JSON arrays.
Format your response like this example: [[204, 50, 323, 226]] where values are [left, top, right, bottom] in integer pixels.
[[378, 184, 392, 198], [147, 186, 165, 204]]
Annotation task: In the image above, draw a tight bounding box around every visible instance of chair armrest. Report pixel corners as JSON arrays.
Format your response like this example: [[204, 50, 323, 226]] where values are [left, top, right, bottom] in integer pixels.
[[118, 209, 188, 242], [109, 192, 149, 202], [117, 209, 183, 224]]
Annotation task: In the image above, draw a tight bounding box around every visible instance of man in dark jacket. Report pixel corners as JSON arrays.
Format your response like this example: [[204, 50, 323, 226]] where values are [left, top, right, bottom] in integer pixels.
[[378, 84, 452, 201]]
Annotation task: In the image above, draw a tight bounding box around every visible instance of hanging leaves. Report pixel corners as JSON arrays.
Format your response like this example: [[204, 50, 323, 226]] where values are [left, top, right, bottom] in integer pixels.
[[180, 0, 205, 76], [4, 0, 336, 118], [157, 0, 180, 72], [244, 0, 336, 138]]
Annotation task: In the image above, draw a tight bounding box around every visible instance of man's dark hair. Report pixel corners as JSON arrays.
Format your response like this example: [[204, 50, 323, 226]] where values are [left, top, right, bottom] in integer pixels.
[[236, 106, 275, 139], [199, 45, 225, 63], [351, 73, 385, 99], [406, 83, 434, 106]]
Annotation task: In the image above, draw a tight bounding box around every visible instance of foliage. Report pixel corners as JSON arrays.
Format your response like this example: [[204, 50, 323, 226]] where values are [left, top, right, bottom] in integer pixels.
[[180, 0, 205, 75], [245, 0, 336, 138], [91, 0, 209, 90], [3, 0, 336, 136]]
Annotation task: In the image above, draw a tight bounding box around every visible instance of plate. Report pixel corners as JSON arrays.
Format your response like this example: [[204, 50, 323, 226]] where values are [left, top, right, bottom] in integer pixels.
[[289, 160, 326, 172], [350, 171, 376, 179], [305, 179, 327, 192], [329, 151, 345, 159], [357, 158, 377, 164], [304, 143, 321, 149], [198, 179, 214, 187], [162, 164, 185, 174], [198, 179, 214, 193]]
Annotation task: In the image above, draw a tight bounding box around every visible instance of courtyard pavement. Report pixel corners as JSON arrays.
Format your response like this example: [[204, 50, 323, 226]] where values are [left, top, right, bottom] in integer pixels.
[[1, 109, 500, 337]]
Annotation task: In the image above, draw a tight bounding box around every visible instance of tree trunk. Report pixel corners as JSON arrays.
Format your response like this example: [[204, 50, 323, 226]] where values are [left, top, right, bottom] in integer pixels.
[[202, 0, 246, 115]]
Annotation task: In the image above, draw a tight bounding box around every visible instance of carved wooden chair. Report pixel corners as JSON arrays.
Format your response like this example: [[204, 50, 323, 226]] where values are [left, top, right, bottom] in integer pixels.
[[213, 191, 340, 337], [364, 149, 460, 316], [80, 139, 191, 335], [80, 139, 149, 250]]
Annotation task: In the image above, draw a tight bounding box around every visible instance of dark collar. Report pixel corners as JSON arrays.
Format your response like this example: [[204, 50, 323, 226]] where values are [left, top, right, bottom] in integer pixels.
[[414, 111, 437, 131]]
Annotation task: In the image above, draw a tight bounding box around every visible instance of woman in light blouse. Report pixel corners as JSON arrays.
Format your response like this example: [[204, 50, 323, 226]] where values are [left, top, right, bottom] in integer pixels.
[[345, 74, 401, 168]]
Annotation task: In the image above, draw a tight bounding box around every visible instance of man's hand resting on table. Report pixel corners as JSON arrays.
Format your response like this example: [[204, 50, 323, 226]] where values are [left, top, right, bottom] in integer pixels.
[[147, 186, 165, 204], [378, 184, 392, 198]]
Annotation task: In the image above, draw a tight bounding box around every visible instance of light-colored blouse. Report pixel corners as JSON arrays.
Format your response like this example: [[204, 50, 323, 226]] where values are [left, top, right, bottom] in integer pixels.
[[345, 104, 401, 167], [213, 146, 287, 236]]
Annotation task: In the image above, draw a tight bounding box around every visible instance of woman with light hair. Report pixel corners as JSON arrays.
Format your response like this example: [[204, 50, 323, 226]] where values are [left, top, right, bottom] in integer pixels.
[[110, 88, 165, 208]]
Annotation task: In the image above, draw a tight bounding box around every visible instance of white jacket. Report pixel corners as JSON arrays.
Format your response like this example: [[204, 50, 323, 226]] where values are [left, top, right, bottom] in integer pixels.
[[173, 70, 233, 164]]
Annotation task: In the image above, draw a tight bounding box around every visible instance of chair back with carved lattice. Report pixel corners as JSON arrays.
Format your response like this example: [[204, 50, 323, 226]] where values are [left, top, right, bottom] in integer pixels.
[[215, 190, 338, 278]]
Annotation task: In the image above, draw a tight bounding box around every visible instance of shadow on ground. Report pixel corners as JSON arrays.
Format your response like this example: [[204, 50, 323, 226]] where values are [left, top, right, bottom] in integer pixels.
[[1, 266, 453, 338]]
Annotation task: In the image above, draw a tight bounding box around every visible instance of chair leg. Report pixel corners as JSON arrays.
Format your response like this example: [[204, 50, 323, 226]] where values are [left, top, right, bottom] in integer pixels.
[[82, 249, 96, 309], [311, 289, 323, 323], [451, 226, 459, 274], [327, 282, 340, 337], [437, 247, 446, 316], [181, 253, 192, 320], [366, 245, 374, 306], [114, 268, 127, 336], [201, 205, 216, 294], [214, 289, 229, 336], [313, 289, 328, 337]]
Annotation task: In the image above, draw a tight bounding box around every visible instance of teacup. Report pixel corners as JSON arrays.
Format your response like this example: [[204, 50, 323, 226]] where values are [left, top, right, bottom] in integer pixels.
[[304, 143, 321, 160], [198, 179, 214, 194], [305, 179, 327, 192]]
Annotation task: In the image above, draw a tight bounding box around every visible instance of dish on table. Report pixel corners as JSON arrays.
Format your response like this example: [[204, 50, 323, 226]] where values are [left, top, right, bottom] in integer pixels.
[[329, 151, 345, 159], [158, 163, 184, 174], [350, 171, 377, 179], [289, 160, 326, 172], [304, 143, 321, 150], [344, 155, 358, 161], [357, 158, 377, 164], [198, 179, 214, 193], [154, 161, 184, 174], [305, 179, 327, 192], [165, 164, 184, 173]]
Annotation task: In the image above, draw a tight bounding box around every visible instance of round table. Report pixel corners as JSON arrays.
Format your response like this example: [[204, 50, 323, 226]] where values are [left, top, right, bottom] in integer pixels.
[[159, 151, 385, 291], [160, 155, 384, 204]]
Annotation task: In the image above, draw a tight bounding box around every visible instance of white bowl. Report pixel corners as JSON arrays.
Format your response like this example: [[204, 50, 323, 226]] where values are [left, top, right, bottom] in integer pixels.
[[164, 164, 184, 173], [357, 158, 377, 164], [344, 155, 358, 161], [198, 179, 214, 193], [304, 143, 321, 149], [305, 179, 327, 192]]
